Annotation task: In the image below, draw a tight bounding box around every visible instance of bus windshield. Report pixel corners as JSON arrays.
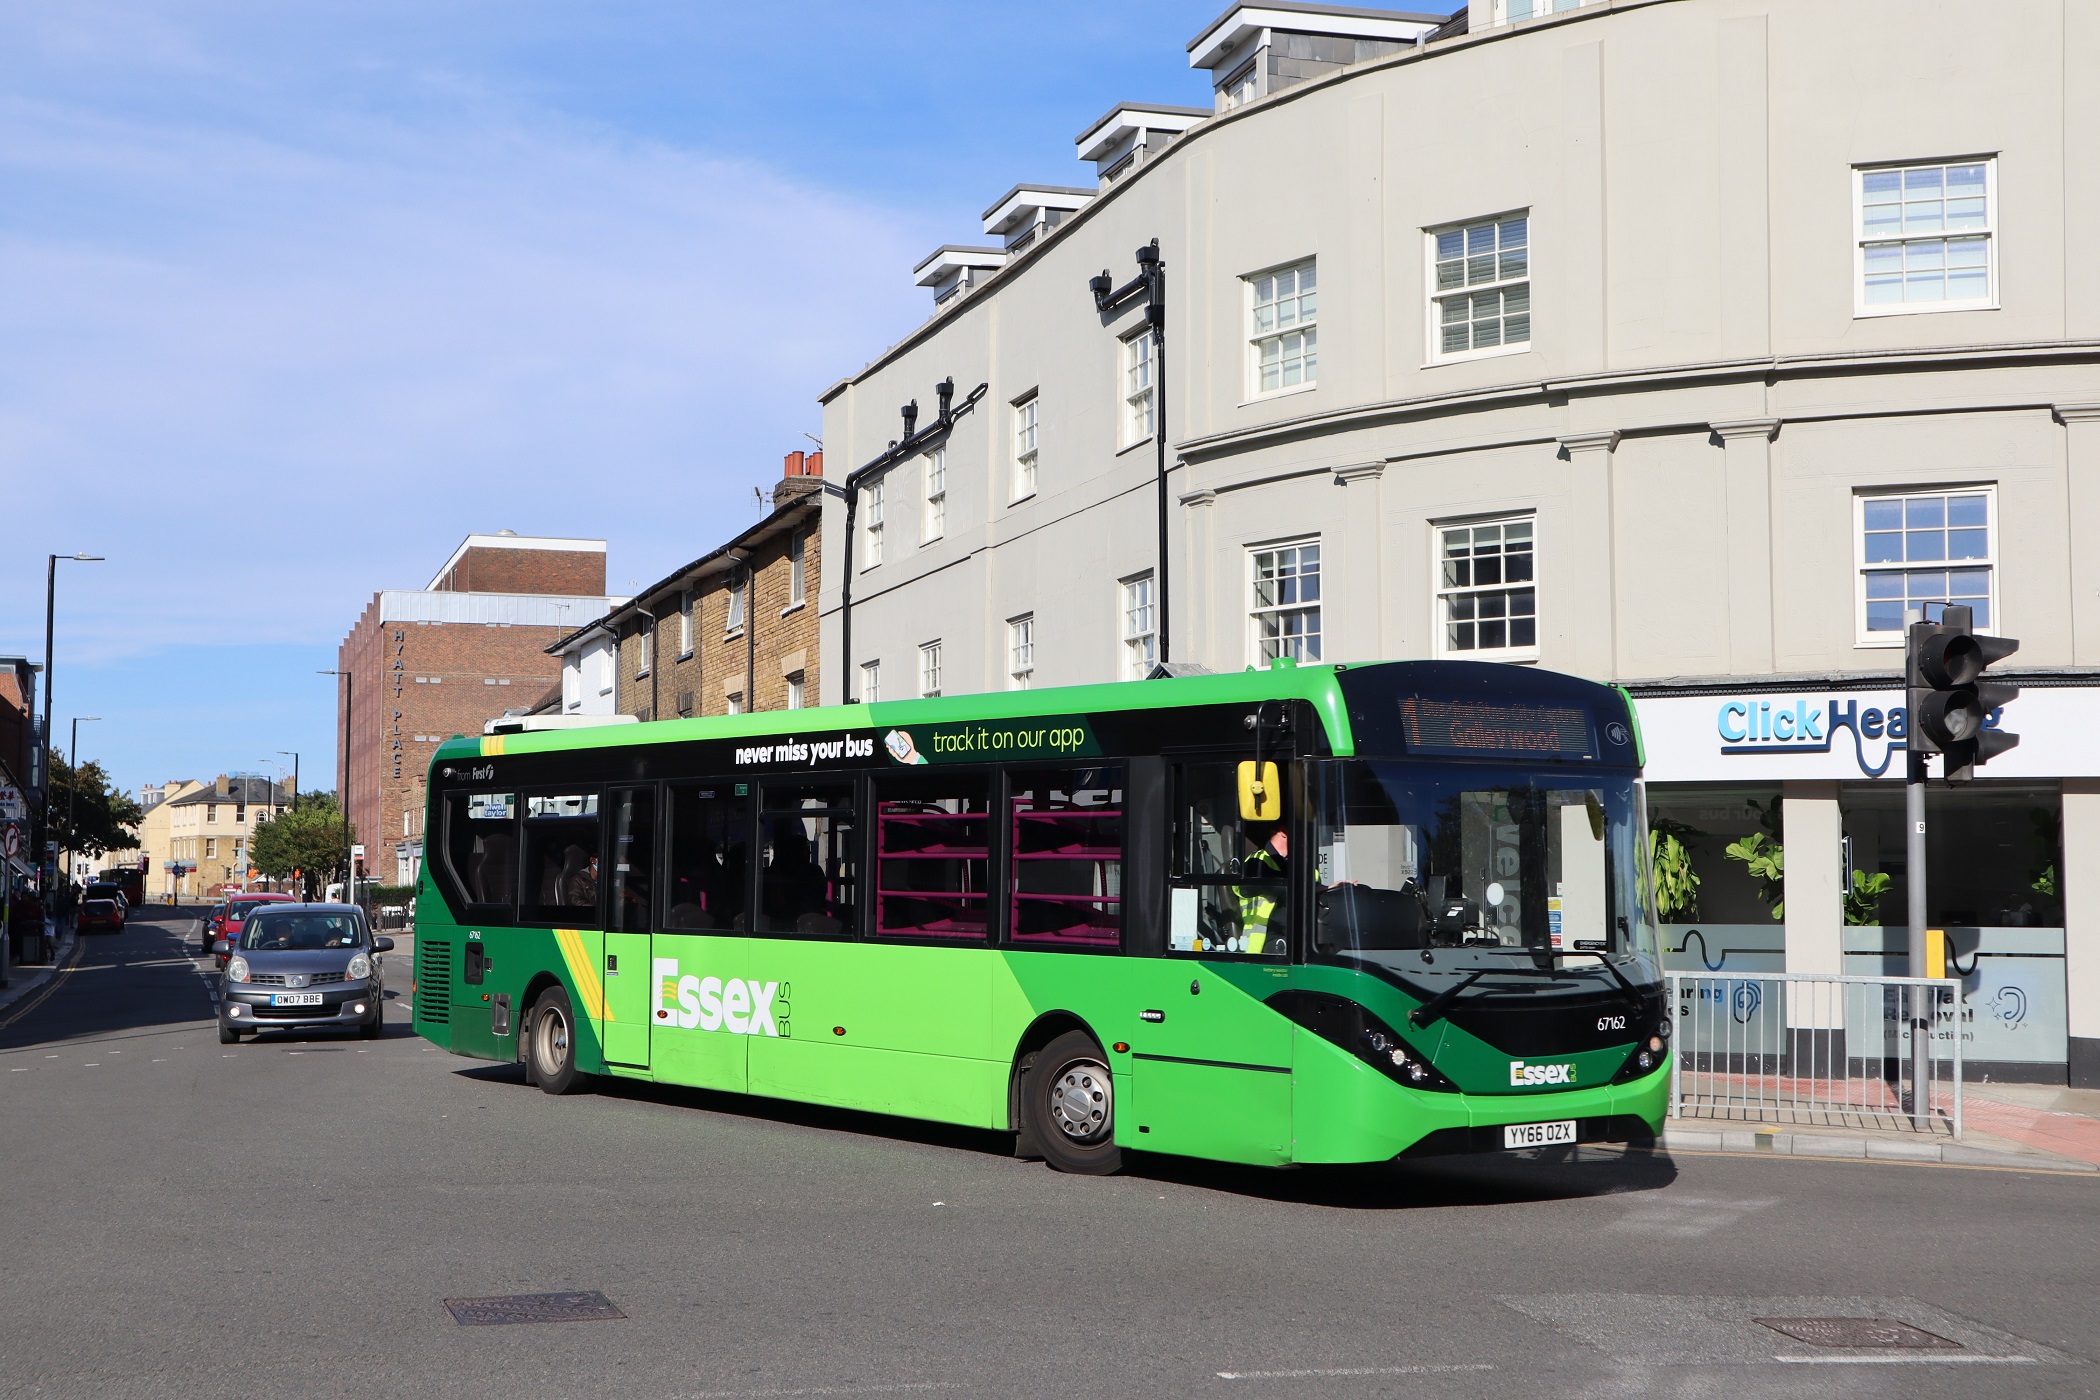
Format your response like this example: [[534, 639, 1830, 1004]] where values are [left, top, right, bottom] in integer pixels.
[[1308, 760, 1659, 983]]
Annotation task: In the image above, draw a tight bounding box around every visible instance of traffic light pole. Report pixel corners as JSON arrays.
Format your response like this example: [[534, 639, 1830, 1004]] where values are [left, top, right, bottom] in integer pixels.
[[1905, 746, 1931, 1129]]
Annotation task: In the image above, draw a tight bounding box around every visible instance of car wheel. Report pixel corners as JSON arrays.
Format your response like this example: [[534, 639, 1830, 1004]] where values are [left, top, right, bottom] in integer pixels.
[[1023, 1030, 1123, 1175], [358, 1009, 383, 1039], [219, 1021, 240, 1045], [529, 986, 586, 1096]]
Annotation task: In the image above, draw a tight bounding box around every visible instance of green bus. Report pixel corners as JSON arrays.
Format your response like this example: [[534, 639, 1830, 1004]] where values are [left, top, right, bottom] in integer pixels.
[[411, 659, 1669, 1173]]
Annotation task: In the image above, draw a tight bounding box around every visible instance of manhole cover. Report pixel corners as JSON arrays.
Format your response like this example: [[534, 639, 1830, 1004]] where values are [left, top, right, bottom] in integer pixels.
[[444, 1291, 625, 1326], [1755, 1318, 1961, 1350]]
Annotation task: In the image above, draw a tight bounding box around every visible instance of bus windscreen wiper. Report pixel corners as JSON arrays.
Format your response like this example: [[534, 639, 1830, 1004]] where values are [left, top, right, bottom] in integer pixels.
[[1407, 959, 1610, 1030]]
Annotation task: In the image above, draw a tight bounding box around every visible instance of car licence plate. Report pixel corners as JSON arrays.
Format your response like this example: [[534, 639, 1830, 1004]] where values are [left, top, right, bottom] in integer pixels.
[[1503, 1119, 1577, 1149], [271, 993, 324, 1007]]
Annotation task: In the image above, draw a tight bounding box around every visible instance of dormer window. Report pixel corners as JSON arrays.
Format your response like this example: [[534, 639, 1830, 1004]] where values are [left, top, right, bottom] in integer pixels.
[[1074, 103, 1208, 186], [981, 184, 1094, 253], [1187, 4, 1438, 109], [912, 245, 1007, 309]]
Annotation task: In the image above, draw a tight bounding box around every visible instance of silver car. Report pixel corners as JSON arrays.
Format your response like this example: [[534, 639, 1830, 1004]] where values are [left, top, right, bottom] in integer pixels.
[[216, 903, 394, 1044]]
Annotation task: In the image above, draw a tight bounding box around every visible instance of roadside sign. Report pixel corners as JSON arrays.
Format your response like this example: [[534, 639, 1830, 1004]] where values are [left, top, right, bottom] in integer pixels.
[[0, 786, 23, 821], [3, 825, 20, 858]]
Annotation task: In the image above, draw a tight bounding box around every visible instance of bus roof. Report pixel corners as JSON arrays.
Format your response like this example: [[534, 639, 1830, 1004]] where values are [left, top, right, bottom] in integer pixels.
[[438, 659, 1358, 763], [434, 659, 1638, 770]]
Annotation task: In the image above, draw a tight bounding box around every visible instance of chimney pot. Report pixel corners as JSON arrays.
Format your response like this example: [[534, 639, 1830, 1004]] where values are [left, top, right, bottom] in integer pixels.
[[807, 451, 822, 477], [784, 450, 805, 477]]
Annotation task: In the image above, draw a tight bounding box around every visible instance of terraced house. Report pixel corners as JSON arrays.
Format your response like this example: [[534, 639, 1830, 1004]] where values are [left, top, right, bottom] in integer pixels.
[[815, 0, 2100, 1084]]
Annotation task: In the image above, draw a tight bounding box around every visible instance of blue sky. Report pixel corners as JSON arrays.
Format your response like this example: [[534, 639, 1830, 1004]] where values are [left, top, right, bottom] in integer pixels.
[[0, 1, 1453, 801]]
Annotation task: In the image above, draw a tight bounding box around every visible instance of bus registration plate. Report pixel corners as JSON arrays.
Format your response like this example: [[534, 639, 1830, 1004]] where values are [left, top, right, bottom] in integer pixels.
[[1503, 1120, 1577, 1149], [271, 993, 324, 1007]]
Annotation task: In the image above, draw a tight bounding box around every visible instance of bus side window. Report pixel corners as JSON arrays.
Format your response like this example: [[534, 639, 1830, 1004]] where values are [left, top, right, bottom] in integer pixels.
[[519, 791, 603, 927], [664, 782, 751, 932], [1008, 765, 1124, 950], [755, 780, 859, 938], [1169, 762, 1288, 959], [441, 791, 516, 921], [607, 786, 657, 934], [873, 771, 991, 941]]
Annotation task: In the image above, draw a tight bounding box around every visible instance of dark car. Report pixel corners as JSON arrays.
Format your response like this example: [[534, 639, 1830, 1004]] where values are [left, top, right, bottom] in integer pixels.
[[83, 881, 128, 913], [77, 898, 125, 934], [216, 904, 392, 1043], [199, 901, 229, 954]]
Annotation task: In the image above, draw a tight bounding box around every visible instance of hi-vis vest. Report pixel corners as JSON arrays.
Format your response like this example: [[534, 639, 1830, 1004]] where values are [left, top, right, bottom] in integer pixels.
[[1237, 846, 1284, 954]]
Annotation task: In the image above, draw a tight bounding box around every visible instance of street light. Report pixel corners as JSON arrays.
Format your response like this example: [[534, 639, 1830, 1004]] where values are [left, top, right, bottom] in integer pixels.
[[317, 670, 353, 901], [278, 751, 300, 810], [65, 716, 101, 888], [1088, 241, 1171, 668], [42, 552, 103, 891]]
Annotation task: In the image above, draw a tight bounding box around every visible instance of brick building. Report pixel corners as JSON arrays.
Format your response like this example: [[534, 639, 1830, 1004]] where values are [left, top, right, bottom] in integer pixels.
[[552, 453, 828, 722], [337, 534, 620, 886]]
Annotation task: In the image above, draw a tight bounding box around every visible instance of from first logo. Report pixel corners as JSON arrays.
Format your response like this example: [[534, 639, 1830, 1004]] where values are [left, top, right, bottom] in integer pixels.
[[651, 959, 788, 1037]]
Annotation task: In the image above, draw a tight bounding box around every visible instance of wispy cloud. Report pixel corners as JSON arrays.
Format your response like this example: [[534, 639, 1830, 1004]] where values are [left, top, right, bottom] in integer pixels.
[[0, 45, 934, 665]]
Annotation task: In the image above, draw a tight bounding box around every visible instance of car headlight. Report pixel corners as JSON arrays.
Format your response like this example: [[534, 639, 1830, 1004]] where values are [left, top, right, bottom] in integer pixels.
[[347, 952, 373, 981], [226, 956, 250, 984]]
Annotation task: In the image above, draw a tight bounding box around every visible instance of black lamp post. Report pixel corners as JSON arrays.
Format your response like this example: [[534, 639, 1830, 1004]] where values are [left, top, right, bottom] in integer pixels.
[[41, 552, 103, 889], [64, 715, 100, 888], [278, 751, 300, 810], [317, 670, 353, 898], [1089, 240, 1170, 668]]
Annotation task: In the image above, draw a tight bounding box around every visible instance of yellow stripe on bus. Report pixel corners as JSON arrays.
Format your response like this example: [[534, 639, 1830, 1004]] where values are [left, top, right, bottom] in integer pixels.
[[553, 928, 611, 1021], [481, 734, 507, 757]]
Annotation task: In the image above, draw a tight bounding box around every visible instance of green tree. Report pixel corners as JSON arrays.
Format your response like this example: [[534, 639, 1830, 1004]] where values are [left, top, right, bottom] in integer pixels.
[[1648, 817, 1707, 922], [250, 791, 357, 899], [46, 755, 143, 865]]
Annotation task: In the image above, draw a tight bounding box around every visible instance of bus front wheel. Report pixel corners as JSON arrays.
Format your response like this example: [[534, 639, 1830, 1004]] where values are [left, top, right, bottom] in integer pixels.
[[1027, 1031, 1122, 1175], [529, 986, 586, 1096]]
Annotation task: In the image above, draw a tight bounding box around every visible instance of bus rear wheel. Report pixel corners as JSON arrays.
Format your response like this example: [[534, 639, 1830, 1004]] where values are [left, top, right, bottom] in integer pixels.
[[1027, 1031, 1122, 1175], [529, 986, 586, 1096]]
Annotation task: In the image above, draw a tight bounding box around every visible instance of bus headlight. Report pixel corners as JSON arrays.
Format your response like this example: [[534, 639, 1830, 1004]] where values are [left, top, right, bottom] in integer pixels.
[[1267, 990, 1459, 1093]]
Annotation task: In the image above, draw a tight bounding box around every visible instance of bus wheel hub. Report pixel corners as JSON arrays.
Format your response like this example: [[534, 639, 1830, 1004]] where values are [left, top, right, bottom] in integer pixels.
[[1049, 1059, 1112, 1141]]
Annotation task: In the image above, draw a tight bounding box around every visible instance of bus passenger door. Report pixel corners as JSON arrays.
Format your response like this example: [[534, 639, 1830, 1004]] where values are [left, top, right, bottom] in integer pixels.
[[1127, 759, 1295, 1165], [599, 786, 654, 1070]]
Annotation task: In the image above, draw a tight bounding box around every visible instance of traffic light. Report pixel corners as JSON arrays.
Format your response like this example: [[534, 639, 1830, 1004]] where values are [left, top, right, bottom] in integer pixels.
[[1906, 603, 2019, 781]]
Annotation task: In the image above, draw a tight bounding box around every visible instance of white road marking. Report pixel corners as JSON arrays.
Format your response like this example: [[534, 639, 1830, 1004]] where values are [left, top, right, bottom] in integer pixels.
[[1216, 1365, 1495, 1380], [673, 1385, 963, 1399], [9, 1068, 26, 1072], [1773, 1354, 2039, 1365]]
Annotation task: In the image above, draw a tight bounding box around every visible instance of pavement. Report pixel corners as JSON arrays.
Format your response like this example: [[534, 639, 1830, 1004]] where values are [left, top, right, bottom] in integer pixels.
[[0, 916, 75, 1020], [0, 906, 2094, 1399]]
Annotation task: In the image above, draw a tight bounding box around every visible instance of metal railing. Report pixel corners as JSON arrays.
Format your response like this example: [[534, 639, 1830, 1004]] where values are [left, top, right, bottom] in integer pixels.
[[1667, 971, 1962, 1139]]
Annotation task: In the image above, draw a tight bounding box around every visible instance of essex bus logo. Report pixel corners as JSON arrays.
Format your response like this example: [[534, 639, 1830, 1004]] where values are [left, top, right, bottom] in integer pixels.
[[1509, 1059, 1575, 1087], [650, 959, 788, 1037]]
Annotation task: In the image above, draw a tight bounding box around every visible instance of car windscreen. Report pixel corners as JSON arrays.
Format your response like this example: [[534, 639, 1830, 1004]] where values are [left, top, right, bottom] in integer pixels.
[[241, 913, 362, 951]]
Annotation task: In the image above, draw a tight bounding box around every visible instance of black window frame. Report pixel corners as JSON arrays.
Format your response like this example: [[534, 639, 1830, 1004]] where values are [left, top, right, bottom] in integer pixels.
[[515, 785, 607, 929], [438, 788, 520, 926], [751, 774, 865, 941], [661, 777, 755, 935], [605, 782, 660, 935]]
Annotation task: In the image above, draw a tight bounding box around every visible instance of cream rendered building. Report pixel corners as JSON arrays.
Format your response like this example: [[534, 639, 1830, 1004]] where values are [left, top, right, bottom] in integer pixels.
[[160, 776, 291, 898], [817, 0, 2100, 1083]]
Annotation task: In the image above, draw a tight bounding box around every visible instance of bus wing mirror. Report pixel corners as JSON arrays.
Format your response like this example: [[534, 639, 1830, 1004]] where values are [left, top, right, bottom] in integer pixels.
[[1237, 760, 1281, 822]]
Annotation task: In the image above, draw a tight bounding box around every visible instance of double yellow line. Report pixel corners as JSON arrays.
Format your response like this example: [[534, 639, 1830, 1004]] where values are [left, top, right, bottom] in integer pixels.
[[0, 934, 85, 1031]]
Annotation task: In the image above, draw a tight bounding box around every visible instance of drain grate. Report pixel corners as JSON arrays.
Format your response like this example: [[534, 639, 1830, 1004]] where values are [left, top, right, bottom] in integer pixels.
[[444, 1291, 625, 1326], [1755, 1318, 1961, 1350]]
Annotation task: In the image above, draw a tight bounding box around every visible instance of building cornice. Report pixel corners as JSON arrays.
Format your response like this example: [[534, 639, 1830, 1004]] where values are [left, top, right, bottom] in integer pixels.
[[1175, 339, 2100, 462], [1710, 417, 1782, 442]]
